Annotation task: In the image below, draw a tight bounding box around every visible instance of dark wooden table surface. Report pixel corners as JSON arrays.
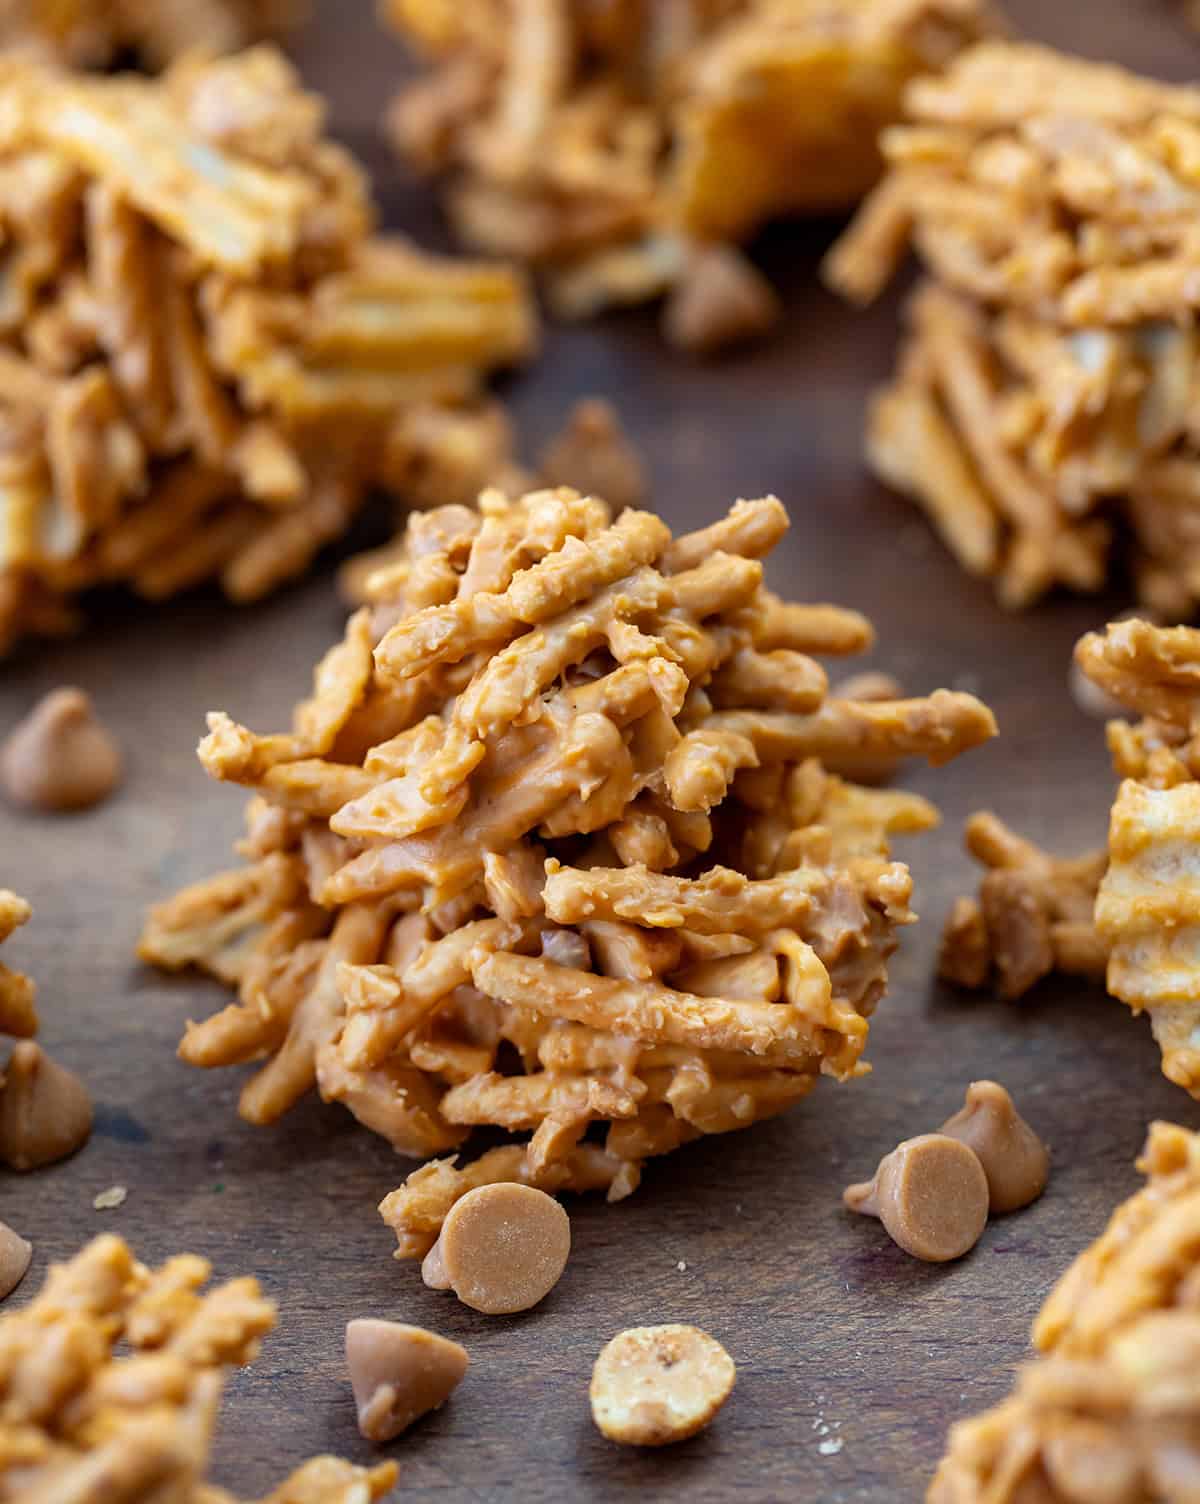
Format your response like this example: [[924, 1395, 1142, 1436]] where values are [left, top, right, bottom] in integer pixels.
[[3, 3, 1199, 1499]]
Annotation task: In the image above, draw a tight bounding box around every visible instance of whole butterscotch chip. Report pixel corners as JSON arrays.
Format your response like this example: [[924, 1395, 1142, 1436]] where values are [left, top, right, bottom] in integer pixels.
[[590, 1324, 736, 1446], [939, 1080, 1050, 1214], [0, 1040, 94, 1171], [844, 1133, 989, 1263], [437, 1183, 570, 1315], [0, 688, 122, 812], [346, 1318, 469, 1443], [0, 1219, 31, 1301]]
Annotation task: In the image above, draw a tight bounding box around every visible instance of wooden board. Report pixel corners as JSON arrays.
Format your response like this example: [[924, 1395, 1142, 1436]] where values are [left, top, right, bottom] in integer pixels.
[[2, 3, 1198, 1498]]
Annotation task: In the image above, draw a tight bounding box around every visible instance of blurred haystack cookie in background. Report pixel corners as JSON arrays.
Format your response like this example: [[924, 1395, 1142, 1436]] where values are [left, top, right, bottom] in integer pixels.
[[0, 0, 304, 69], [829, 42, 1200, 614], [0, 47, 535, 654], [383, 0, 1001, 352]]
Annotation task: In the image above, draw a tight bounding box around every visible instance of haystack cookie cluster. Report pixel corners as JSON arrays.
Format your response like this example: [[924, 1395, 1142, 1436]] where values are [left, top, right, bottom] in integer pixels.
[[931, 1121, 1200, 1502], [138, 487, 995, 1255], [0, 1233, 397, 1502], [844, 1080, 1048, 1262], [0, 0, 302, 68], [0, 46, 534, 654], [383, 0, 1000, 350], [828, 43, 1200, 612]]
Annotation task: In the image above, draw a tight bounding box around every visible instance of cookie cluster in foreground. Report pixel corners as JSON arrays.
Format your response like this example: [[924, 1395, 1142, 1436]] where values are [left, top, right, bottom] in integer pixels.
[[829, 42, 1200, 613], [0, 0, 301, 68], [0, 1234, 396, 1502], [140, 487, 995, 1254], [931, 1121, 1200, 1502], [0, 47, 534, 653], [385, 0, 999, 349]]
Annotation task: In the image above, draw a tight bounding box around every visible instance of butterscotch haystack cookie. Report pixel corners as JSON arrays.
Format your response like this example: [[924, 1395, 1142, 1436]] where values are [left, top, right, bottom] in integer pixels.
[[383, 0, 999, 350], [827, 42, 1200, 612], [0, 47, 534, 655], [930, 1120, 1200, 1502], [139, 486, 995, 1252], [938, 813, 1107, 999], [0, 1233, 396, 1501], [0, 890, 36, 1042], [0, 0, 303, 68]]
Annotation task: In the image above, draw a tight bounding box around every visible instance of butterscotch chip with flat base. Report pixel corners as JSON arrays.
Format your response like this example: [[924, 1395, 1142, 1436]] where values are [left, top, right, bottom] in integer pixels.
[[844, 1133, 989, 1262], [590, 1323, 736, 1447], [662, 245, 781, 356], [0, 1220, 31, 1301], [0, 1040, 93, 1171], [538, 399, 647, 514], [939, 1081, 1049, 1215], [1, 688, 122, 813], [346, 1318, 469, 1442], [437, 1182, 570, 1315]]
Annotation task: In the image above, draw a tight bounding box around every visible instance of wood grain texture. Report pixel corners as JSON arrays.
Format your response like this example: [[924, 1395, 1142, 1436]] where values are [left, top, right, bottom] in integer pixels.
[[2, 2, 1198, 1498]]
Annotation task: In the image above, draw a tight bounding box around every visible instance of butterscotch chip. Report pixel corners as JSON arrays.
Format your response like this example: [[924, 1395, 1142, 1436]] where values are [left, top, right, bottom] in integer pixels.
[[939, 1080, 1049, 1215], [1, 688, 122, 813], [438, 1182, 570, 1315], [844, 1133, 989, 1262], [662, 245, 780, 356], [0, 1040, 93, 1171], [346, 1318, 469, 1442], [538, 400, 646, 513], [0, 1220, 31, 1301], [590, 1324, 736, 1447]]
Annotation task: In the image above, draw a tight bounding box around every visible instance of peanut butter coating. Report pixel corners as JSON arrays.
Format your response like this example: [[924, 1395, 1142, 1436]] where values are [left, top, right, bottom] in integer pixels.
[[0, 1220, 31, 1300], [845, 1133, 989, 1263], [0, 688, 122, 812], [346, 1318, 468, 1442], [438, 1182, 570, 1315], [939, 1080, 1050, 1215], [0, 1040, 93, 1171]]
